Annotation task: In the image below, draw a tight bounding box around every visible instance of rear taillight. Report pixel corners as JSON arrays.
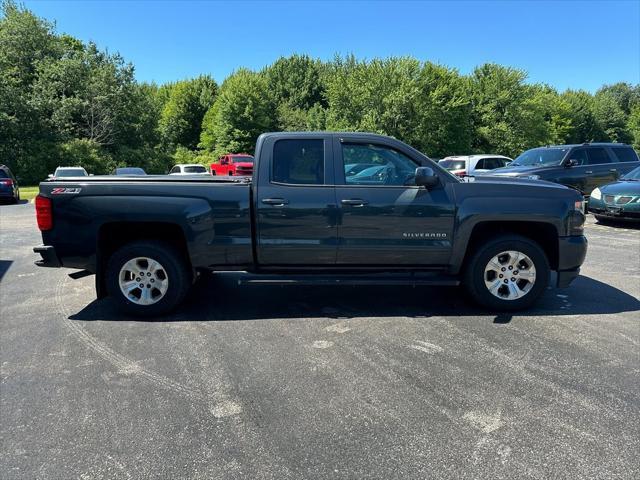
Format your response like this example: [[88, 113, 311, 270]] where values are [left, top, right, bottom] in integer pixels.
[[0, 179, 13, 186], [35, 195, 53, 231], [454, 170, 467, 177]]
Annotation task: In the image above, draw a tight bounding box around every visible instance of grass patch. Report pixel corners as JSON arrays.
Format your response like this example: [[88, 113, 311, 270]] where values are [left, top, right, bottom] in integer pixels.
[[19, 186, 39, 202]]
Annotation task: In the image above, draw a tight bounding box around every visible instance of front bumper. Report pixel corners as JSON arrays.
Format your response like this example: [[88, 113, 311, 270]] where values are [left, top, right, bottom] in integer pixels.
[[33, 245, 61, 268], [589, 196, 640, 220], [556, 235, 587, 287]]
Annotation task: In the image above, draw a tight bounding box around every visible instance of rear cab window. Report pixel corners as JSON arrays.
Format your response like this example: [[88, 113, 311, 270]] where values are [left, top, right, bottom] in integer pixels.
[[184, 166, 207, 173], [272, 139, 325, 185]]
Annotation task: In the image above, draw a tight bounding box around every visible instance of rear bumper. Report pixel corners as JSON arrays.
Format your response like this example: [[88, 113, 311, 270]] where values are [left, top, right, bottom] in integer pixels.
[[33, 245, 61, 268], [556, 235, 587, 287]]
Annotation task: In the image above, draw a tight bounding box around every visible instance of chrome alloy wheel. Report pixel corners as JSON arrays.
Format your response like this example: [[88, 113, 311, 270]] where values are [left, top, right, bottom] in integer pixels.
[[118, 257, 169, 305], [484, 250, 536, 301]]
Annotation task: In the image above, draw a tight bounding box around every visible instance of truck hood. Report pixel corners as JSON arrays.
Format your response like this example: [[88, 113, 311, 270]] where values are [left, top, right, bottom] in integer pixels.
[[599, 180, 640, 195], [463, 175, 569, 190], [478, 165, 553, 177]]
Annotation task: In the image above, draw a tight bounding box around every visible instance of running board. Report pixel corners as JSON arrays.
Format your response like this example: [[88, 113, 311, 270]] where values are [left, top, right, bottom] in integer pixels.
[[238, 273, 460, 287]]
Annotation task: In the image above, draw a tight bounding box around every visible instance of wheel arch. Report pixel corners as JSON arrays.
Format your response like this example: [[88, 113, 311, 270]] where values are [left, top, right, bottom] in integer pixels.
[[96, 221, 191, 298], [453, 221, 559, 275]]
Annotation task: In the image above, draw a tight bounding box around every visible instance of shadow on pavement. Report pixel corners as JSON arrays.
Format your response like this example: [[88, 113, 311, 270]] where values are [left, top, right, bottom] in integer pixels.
[[0, 260, 13, 283], [593, 218, 640, 230], [69, 272, 640, 324]]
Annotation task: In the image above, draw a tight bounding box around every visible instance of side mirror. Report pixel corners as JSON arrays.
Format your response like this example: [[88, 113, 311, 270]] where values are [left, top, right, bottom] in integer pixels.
[[565, 159, 579, 168], [47, 174, 54, 179], [415, 167, 439, 188]]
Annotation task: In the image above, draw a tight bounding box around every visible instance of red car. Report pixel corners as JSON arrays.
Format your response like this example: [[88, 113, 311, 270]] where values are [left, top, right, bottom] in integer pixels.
[[211, 154, 254, 176]]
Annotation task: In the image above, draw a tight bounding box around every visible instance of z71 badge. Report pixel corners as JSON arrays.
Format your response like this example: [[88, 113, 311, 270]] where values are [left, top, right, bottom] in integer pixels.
[[51, 188, 82, 194]]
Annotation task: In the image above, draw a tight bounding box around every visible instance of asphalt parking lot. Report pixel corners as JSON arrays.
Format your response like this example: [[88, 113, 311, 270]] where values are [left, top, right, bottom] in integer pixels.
[[1, 202, 639, 479]]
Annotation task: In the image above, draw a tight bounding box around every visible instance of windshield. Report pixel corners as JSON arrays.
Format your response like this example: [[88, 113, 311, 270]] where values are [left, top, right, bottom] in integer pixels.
[[184, 166, 207, 173], [622, 166, 640, 180], [352, 165, 386, 178], [439, 160, 466, 170], [512, 148, 568, 167], [56, 168, 86, 177], [345, 163, 377, 175]]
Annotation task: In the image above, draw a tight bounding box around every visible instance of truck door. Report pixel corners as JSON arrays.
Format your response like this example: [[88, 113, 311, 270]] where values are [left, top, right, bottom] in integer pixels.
[[334, 138, 455, 265], [255, 136, 338, 265]]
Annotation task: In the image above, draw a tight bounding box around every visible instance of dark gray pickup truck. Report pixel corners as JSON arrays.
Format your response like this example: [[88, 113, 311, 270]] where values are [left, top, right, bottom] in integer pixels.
[[34, 132, 587, 315]]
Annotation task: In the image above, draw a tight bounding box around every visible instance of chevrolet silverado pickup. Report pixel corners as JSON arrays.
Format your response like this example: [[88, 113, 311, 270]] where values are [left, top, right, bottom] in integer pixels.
[[34, 132, 588, 315]]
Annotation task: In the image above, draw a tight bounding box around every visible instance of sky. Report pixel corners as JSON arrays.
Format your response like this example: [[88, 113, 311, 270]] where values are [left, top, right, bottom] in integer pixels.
[[23, 0, 640, 92]]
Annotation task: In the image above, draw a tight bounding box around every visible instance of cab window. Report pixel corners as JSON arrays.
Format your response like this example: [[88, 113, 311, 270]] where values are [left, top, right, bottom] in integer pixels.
[[342, 143, 418, 186], [611, 147, 639, 163], [586, 147, 611, 164], [568, 148, 588, 165], [272, 139, 324, 185]]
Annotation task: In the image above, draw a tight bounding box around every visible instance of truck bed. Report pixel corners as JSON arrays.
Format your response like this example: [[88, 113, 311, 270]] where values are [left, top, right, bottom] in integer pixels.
[[38, 175, 254, 272]]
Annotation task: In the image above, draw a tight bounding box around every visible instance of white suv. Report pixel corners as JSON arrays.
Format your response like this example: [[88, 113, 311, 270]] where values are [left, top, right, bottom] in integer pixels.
[[168, 164, 210, 175], [439, 155, 512, 177]]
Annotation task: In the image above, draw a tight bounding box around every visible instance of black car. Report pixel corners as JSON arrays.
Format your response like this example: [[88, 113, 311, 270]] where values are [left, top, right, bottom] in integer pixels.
[[0, 165, 20, 204], [484, 143, 639, 196]]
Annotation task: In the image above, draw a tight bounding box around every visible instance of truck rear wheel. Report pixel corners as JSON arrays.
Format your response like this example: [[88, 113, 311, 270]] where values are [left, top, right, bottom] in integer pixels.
[[463, 235, 549, 311], [105, 241, 191, 316]]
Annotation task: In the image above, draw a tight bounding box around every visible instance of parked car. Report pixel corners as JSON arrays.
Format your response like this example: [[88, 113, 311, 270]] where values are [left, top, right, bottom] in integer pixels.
[[0, 164, 20, 204], [168, 164, 210, 175], [50, 166, 88, 179], [34, 132, 587, 316], [482, 143, 640, 196], [588, 166, 640, 222], [211, 154, 254, 176], [344, 163, 377, 176], [113, 167, 146, 176], [438, 155, 512, 177]]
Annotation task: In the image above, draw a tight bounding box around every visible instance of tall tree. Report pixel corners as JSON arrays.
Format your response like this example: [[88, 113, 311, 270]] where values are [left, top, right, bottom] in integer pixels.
[[158, 75, 217, 150], [200, 69, 275, 157], [469, 64, 548, 156]]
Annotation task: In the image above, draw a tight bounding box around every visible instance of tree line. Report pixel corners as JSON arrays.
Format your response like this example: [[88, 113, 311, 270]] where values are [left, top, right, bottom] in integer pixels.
[[1, 1, 639, 185]]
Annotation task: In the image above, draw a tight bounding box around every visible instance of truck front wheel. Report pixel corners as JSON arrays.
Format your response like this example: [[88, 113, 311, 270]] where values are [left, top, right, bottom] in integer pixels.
[[105, 241, 191, 316], [463, 235, 549, 311]]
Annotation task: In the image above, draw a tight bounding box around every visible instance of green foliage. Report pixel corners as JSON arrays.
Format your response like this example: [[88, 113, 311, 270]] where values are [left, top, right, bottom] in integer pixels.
[[593, 89, 633, 143], [59, 138, 114, 174], [469, 64, 549, 157], [158, 75, 217, 150], [199, 69, 275, 157], [628, 105, 640, 150], [1, 1, 638, 184]]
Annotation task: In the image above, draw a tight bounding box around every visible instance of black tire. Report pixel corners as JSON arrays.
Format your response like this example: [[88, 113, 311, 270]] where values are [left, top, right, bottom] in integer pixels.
[[105, 241, 191, 316], [463, 235, 550, 311]]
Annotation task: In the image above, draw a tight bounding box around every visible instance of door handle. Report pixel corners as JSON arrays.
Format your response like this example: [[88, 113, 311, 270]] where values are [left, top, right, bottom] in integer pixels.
[[341, 198, 369, 207], [610, 169, 618, 173], [261, 198, 289, 206], [585, 170, 593, 174]]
